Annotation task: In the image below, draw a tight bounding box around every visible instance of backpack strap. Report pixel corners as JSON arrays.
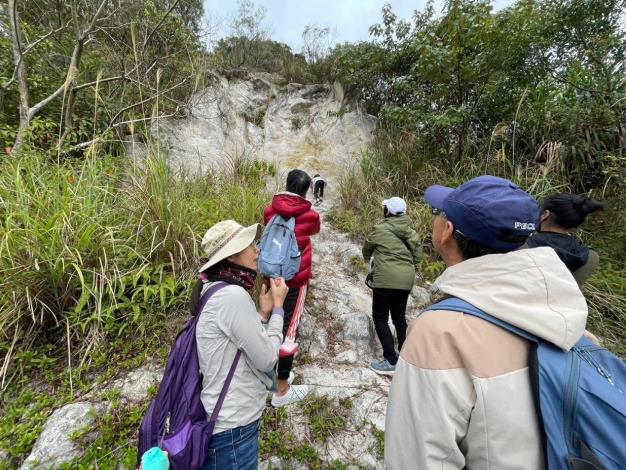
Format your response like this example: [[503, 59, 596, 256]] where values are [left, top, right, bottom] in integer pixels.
[[425, 297, 538, 343], [399, 237, 413, 256], [194, 281, 242, 429], [426, 298, 549, 468], [207, 350, 241, 429], [195, 281, 229, 316]]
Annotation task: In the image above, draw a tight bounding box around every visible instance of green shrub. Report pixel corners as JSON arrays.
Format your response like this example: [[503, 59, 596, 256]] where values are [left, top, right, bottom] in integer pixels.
[[299, 394, 348, 444], [0, 390, 57, 459], [290, 116, 304, 131], [371, 426, 385, 458], [260, 406, 297, 460], [242, 107, 267, 128]]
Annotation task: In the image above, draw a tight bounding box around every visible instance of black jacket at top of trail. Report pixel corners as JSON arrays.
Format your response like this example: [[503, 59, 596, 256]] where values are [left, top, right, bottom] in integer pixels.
[[526, 231, 589, 271], [362, 216, 422, 291], [525, 231, 599, 286]]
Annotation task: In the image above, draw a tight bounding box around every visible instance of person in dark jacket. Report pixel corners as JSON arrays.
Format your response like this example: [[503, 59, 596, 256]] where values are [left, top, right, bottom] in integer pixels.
[[263, 169, 321, 406], [362, 197, 421, 376], [312, 174, 326, 205], [526, 193, 604, 286]]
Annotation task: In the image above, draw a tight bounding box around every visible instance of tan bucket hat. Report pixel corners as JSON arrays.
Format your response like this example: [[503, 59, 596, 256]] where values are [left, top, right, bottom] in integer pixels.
[[199, 220, 261, 273]]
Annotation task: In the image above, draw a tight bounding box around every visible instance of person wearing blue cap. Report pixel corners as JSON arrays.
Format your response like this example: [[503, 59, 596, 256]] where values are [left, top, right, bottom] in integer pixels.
[[362, 196, 422, 376], [384, 176, 589, 469]]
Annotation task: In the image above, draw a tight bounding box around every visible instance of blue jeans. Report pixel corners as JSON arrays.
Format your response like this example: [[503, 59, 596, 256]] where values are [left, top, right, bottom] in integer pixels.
[[202, 419, 260, 470]]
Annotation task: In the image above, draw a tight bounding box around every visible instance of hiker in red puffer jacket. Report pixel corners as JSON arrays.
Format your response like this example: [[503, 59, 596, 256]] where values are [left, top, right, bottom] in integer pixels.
[[263, 169, 320, 407]]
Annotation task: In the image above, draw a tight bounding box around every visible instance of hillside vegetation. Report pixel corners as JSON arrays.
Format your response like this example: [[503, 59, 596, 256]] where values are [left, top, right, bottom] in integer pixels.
[[0, 0, 624, 466], [323, 0, 626, 355]]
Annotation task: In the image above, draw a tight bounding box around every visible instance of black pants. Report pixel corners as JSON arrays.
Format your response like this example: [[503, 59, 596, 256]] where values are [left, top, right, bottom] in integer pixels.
[[372, 288, 410, 365], [276, 287, 301, 380], [313, 181, 325, 199]]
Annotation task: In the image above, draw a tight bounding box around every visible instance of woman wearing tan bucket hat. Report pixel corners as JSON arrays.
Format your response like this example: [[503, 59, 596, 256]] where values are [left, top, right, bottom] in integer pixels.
[[189, 220, 288, 470]]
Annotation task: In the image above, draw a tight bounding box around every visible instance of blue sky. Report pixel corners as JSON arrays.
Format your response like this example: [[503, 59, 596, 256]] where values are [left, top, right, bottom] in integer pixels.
[[203, 0, 516, 51]]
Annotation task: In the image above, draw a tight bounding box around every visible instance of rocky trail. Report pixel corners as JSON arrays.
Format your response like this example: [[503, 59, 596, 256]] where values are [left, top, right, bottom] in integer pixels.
[[256, 172, 430, 469], [17, 72, 431, 469]]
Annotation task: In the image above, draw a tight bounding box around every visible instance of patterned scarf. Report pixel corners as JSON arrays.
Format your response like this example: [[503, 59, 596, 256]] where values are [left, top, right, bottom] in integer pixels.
[[202, 261, 257, 291]]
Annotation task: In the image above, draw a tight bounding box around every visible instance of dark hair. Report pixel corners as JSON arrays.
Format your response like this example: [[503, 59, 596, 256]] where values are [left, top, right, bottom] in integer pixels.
[[383, 206, 402, 218], [453, 231, 506, 260], [189, 261, 225, 315], [286, 169, 311, 197], [541, 193, 605, 229], [189, 278, 204, 316], [313, 173, 320, 178]]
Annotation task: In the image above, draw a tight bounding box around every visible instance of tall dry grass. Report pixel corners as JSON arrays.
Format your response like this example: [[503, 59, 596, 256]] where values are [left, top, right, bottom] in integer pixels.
[[0, 148, 273, 388]]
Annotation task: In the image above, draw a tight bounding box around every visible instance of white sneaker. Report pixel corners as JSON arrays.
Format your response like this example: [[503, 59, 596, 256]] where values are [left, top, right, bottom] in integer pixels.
[[271, 384, 310, 407]]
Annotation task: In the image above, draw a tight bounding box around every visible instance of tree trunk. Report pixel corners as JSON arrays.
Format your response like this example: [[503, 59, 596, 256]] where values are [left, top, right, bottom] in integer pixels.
[[8, 0, 30, 154]]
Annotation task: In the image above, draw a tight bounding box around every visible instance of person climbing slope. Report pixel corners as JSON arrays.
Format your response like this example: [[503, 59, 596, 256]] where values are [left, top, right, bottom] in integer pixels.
[[263, 169, 321, 406], [525, 192, 605, 286], [362, 196, 421, 376], [312, 173, 326, 206]]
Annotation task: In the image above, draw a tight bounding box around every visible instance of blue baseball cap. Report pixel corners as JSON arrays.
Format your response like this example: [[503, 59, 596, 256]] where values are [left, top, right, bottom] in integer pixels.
[[424, 175, 540, 252]]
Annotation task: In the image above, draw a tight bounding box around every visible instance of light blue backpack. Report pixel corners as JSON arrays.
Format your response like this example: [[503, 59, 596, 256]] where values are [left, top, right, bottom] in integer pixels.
[[426, 298, 626, 470], [258, 215, 301, 280]]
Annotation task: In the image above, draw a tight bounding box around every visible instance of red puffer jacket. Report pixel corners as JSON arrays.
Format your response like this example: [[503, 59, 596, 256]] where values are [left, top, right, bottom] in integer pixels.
[[263, 192, 321, 288]]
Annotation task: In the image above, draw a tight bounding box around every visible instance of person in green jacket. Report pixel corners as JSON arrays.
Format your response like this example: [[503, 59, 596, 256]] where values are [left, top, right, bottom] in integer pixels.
[[362, 197, 422, 376]]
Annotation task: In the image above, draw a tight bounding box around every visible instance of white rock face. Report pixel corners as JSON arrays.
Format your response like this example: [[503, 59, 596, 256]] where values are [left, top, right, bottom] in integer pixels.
[[20, 402, 107, 470], [149, 70, 377, 176], [111, 363, 163, 403]]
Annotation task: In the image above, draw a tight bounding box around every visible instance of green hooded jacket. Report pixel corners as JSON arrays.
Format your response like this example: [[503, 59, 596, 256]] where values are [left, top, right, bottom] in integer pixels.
[[362, 216, 422, 291]]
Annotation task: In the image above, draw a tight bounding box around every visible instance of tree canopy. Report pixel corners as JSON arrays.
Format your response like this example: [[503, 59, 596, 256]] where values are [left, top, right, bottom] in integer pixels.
[[324, 0, 626, 188]]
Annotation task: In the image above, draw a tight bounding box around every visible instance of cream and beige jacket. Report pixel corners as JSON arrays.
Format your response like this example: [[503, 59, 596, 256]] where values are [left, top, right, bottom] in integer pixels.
[[385, 247, 588, 470]]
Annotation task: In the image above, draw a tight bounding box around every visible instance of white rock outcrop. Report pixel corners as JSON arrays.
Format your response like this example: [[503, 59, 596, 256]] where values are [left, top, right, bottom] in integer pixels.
[[111, 363, 163, 403], [20, 402, 107, 470], [142, 70, 377, 176]]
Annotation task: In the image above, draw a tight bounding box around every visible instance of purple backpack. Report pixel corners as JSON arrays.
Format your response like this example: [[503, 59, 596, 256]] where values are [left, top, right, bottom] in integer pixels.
[[138, 282, 241, 469]]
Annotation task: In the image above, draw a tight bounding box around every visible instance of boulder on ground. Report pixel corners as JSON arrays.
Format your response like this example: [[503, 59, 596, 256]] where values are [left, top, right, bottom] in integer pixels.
[[20, 401, 107, 470]]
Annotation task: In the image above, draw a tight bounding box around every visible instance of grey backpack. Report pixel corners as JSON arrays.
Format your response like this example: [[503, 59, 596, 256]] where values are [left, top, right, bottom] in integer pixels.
[[258, 215, 301, 280]]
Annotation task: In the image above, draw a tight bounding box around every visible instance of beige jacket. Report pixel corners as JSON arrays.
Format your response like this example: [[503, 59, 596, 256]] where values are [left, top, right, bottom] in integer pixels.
[[385, 247, 588, 470]]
